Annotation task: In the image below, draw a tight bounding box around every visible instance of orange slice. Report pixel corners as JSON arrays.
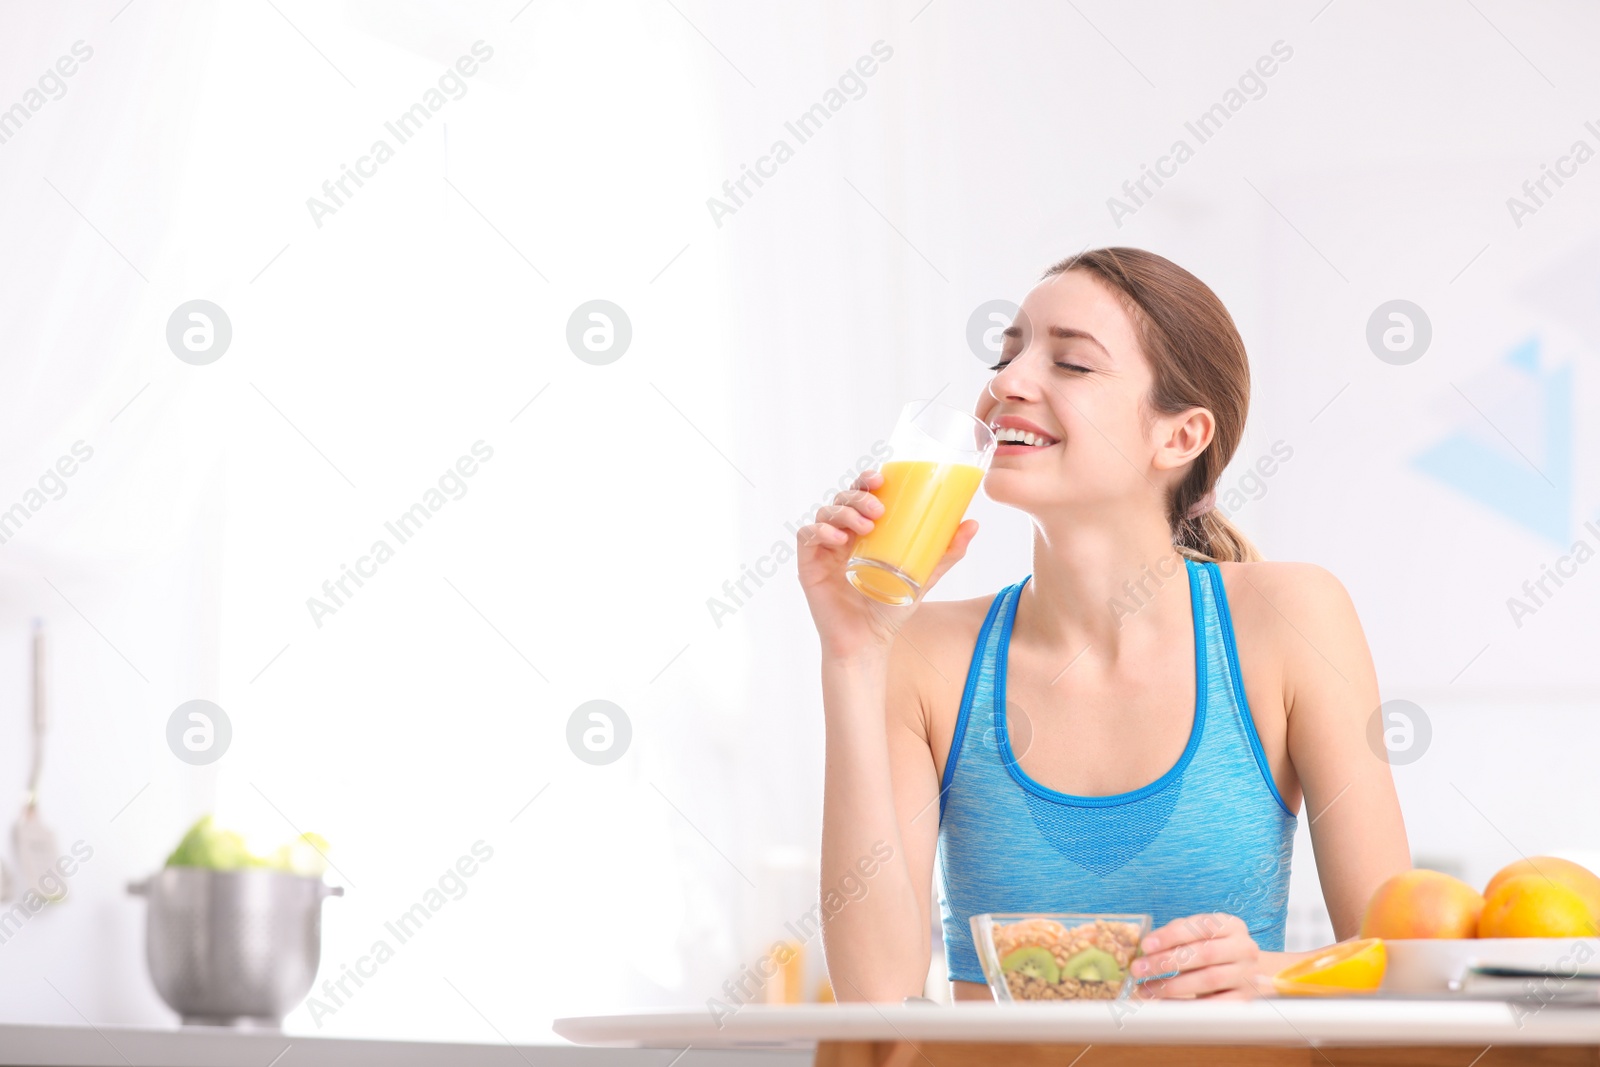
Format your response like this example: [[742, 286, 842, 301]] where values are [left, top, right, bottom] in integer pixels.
[[1275, 938, 1387, 995]]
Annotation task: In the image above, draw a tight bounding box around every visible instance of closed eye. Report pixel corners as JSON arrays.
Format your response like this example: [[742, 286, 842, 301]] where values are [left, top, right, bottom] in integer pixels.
[[987, 358, 1094, 373]]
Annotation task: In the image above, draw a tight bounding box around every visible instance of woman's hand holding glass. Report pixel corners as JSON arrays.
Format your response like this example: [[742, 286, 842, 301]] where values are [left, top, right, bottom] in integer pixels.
[[797, 469, 979, 662]]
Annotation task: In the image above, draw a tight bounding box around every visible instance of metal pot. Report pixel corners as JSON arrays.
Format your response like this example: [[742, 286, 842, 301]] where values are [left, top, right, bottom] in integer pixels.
[[128, 866, 343, 1027]]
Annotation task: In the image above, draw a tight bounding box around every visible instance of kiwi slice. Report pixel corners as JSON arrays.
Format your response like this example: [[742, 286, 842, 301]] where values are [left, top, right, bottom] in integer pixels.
[[1000, 946, 1060, 983], [1061, 948, 1123, 983]]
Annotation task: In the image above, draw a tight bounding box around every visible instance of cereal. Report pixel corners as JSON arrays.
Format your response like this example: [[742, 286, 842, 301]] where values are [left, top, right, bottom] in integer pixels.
[[1004, 971, 1120, 1000], [989, 918, 1144, 1001]]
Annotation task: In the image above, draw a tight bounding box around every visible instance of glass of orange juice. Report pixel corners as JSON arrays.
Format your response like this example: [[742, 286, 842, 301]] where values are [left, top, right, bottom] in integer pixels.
[[846, 400, 996, 606]]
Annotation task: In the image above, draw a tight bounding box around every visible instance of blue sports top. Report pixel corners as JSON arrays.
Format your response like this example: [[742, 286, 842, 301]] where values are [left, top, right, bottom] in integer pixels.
[[936, 558, 1298, 983]]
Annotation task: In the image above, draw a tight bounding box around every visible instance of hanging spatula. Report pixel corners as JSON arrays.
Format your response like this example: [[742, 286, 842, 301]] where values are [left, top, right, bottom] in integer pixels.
[[13, 619, 62, 903]]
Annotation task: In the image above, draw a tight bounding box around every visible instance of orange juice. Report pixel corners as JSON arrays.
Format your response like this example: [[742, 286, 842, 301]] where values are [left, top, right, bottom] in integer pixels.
[[761, 940, 806, 1004], [848, 460, 984, 605]]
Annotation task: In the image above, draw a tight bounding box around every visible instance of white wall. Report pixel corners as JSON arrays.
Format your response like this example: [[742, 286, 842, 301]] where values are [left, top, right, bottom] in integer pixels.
[[0, 0, 1596, 1043]]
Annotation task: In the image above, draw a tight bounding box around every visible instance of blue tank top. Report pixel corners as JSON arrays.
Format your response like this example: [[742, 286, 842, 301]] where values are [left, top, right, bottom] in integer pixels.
[[937, 558, 1297, 983]]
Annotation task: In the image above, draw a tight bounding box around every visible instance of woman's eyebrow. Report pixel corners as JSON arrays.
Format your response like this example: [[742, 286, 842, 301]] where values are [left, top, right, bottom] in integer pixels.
[[1001, 323, 1111, 356]]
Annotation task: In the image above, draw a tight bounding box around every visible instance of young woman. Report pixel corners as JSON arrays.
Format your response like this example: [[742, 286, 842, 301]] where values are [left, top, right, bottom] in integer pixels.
[[798, 248, 1410, 1000]]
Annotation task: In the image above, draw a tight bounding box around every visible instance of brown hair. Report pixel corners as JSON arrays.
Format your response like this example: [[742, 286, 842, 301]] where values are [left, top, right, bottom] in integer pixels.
[[1042, 247, 1261, 563]]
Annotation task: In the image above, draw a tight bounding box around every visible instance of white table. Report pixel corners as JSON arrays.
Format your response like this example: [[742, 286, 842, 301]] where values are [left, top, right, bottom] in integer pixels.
[[555, 1000, 1600, 1066], [0, 1023, 809, 1067]]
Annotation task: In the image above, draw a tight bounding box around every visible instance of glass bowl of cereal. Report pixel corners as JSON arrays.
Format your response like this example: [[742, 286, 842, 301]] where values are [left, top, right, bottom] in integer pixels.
[[971, 913, 1151, 1002]]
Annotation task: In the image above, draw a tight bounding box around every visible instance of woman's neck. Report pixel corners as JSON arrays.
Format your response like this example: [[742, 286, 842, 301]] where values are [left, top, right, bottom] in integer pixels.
[[1021, 508, 1191, 659]]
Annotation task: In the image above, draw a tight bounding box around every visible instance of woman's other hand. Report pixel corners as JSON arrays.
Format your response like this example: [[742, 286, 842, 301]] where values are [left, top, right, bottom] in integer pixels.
[[1131, 913, 1263, 999]]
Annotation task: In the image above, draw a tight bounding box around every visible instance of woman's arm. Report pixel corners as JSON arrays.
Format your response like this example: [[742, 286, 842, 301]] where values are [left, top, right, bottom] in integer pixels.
[[798, 471, 979, 1001], [1133, 561, 1410, 997], [815, 641, 942, 1000], [1271, 561, 1410, 935]]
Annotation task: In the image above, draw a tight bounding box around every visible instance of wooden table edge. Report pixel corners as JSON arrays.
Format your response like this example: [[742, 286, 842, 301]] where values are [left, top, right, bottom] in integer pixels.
[[814, 1038, 1600, 1066]]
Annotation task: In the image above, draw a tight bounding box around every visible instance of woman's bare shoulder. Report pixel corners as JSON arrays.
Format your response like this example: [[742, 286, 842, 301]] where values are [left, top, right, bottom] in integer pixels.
[[903, 593, 1002, 647], [887, 594, 1006, 705], [1213, 559, 1357, 618], [1212, 559, 1368, 675], [880, 594, 1005, 758]]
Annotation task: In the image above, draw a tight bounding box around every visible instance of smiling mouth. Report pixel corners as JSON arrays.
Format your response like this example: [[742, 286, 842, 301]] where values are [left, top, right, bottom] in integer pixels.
[[991, 426, 1060, 448]]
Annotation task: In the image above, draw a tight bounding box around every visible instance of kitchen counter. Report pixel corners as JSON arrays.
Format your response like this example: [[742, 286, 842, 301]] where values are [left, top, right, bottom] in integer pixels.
[[556, 1000, 1600, 1066], [0, 1024, 809, 1067]]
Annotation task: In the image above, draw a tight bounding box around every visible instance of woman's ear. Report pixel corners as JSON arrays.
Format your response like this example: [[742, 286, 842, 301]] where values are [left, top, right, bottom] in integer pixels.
[[1152, 407, 1215, 471]]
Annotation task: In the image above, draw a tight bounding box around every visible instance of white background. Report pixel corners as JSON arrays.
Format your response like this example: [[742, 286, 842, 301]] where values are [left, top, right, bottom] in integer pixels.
[[0, 0, 1597, 1044]]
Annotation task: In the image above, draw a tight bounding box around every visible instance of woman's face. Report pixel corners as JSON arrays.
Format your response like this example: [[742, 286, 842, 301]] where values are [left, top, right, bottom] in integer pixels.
[[975, 269, 1186, 519]]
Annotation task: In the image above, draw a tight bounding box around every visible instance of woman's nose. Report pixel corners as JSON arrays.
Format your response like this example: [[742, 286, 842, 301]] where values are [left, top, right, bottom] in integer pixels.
[[986, 350, 1042, 403]]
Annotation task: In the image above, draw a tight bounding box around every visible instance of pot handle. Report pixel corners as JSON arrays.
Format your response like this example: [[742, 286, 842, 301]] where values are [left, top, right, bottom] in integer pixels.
[[127, 877, 151, 897], [320, 882, 345, 899]]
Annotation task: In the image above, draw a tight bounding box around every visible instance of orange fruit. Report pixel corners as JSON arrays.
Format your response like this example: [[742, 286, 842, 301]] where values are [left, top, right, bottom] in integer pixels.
[[1478, 875, 1598, 938], [1276, 938, 1387, 994], [1360, 870, 1484, 939], [1484, 857, 1600, 927]]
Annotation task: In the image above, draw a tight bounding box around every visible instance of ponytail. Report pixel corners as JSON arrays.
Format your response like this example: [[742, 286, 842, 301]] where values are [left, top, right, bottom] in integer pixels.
[[1177, 509, 1262, 563], [1170, 471, 1262, 563]]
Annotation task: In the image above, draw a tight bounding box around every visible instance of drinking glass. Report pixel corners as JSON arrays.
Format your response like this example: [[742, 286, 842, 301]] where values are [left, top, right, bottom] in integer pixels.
[[845, 400, 996, 606]]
